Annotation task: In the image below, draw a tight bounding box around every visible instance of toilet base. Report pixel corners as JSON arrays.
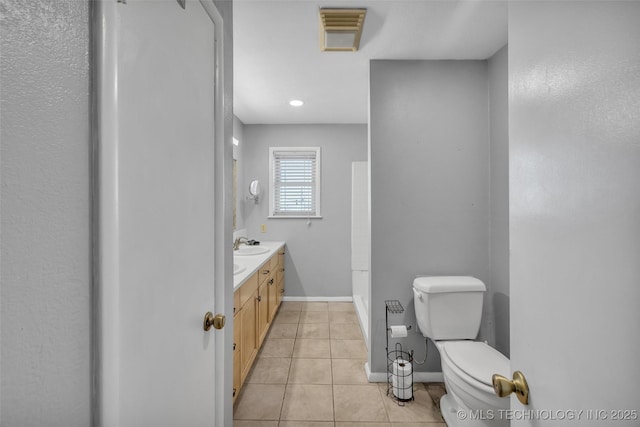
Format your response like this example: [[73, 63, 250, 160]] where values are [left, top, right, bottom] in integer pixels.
[[440, 394, 509, 427]]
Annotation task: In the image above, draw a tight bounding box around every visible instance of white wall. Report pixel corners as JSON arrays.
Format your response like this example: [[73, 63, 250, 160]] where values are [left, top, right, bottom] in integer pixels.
[[0, 1, 92, 424], [242, 124, 367, 297], [351, 161, 369, 273], [352, 161, 370, 345], [369, 60, 491, 374], [509, 1, 640, 420], [488, 45, 510, 357]]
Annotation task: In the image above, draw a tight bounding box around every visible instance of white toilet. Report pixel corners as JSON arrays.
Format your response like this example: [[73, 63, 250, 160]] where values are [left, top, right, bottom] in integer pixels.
[[413, 276, 510, 427]]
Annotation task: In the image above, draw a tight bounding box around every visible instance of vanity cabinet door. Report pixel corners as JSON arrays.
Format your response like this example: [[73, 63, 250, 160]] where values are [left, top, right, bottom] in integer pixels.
[[257, 281, 269, 346], [276, 279, 284, 307], [276, 248, 285, 306], [267, 274, 278, 322], [233, 351, 240, 402], [239, 272, 258, 307], [233, 291, 240, 316], [240, 290, 258, 384], [233, 310, 241, 403]]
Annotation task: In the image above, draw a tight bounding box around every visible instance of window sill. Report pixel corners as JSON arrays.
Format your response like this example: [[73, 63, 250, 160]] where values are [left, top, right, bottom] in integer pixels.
[[268, 215, 323, 219]]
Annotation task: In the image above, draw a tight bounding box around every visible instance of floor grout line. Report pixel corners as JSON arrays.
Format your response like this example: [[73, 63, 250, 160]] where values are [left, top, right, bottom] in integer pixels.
[[236, 302, 446, 425]]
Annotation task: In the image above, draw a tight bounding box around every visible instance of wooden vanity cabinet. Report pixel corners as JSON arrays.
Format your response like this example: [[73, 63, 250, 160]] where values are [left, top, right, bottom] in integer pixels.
[[276, 248, 285, 306], [233, 246, 285, 401]]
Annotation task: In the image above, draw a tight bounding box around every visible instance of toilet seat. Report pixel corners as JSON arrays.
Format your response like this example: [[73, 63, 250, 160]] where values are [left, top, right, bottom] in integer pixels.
[[440, 341, 509, 386]]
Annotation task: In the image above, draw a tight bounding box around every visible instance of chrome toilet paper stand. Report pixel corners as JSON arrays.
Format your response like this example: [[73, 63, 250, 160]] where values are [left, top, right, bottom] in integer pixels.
[[385, 300, 414, 405]]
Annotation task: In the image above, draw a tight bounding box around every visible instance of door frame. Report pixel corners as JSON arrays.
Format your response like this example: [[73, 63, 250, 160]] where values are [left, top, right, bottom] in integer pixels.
[[200, 1, 233, 425], [91, 0, 230, 425]]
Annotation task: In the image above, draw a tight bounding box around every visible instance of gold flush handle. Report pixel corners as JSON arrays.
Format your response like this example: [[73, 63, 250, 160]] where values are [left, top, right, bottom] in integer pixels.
[[203, 312, 225, 331], [492, 371, 529, 405]]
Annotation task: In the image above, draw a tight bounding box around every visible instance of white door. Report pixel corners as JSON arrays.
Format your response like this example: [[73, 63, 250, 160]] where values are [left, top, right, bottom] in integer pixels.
[[509, 2, 640, 426], [96, 0, 226, 425]]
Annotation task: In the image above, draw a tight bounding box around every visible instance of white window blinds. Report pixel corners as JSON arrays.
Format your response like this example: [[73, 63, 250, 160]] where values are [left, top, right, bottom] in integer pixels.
[[270, 147, 321, 217]]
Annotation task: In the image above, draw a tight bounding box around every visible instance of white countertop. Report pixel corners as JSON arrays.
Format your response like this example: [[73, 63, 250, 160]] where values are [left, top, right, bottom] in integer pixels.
[[233, 241, 285, 291]]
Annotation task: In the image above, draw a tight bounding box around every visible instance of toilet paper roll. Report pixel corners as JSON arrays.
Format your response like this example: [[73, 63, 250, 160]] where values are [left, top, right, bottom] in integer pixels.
[[392, 359, 413, 400], [389, 325, 408, 338]]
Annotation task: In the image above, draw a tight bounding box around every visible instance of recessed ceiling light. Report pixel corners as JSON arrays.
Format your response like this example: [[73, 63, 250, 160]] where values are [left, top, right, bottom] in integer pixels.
[[289, 100, 304, 107]]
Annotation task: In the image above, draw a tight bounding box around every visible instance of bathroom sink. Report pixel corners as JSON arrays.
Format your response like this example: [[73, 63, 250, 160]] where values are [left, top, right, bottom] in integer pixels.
[[234, 263, 246, 275], [234, 245, 269, 256]]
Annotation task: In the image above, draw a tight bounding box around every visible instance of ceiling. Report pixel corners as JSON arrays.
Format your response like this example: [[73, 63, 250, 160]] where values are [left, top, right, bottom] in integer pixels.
[[233, 0, 507, 125]]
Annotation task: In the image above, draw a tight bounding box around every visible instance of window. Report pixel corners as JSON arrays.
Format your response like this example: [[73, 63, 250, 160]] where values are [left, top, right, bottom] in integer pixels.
[[269, 147, 321, 218]]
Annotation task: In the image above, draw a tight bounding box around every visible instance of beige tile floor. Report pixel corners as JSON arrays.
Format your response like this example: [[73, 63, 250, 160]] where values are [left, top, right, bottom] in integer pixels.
[[234, 301, 448, 427]]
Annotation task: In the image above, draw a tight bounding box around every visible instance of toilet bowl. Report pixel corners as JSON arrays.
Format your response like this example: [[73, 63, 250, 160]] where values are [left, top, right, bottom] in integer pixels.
[[412, 276, 510, 427], [437, 341, 509, 427]]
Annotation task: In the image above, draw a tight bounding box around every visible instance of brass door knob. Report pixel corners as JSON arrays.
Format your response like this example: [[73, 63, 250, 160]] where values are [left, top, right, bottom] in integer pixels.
[[492, 371, 529, 405], [203, 312, 225, 331]]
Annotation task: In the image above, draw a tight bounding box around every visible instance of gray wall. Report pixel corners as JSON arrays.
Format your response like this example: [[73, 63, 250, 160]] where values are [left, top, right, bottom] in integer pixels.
[[242, 124, 367, 297], [1, 0, 92, 425], [488, 45, 509, 357], [369, 60, 491, 373]]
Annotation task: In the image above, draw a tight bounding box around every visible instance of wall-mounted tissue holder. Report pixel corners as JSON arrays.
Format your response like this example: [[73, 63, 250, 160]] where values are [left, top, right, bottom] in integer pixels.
[[247, 179, 260, 203]]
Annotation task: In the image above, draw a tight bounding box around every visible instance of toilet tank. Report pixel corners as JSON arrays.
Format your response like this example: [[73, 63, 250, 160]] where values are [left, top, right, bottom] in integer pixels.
[[412, 276, 486, 340]]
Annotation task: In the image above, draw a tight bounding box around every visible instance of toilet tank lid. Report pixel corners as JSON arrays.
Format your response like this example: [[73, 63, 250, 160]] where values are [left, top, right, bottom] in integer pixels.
[[413, 276, 486, 293]]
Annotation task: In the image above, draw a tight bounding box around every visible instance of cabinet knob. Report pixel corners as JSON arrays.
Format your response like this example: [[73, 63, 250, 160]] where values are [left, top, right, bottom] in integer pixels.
[[257, 295, 262, 302], [233, 388, 236, 397], [233, 342, 236, 351]]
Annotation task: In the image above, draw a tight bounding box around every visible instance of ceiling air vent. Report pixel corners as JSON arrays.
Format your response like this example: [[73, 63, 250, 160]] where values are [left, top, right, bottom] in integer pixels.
[[319, 8, 367, 52]]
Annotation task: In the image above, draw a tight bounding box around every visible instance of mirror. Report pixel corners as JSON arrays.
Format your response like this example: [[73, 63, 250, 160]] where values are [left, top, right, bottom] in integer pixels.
[[232, 159, 237, 229]]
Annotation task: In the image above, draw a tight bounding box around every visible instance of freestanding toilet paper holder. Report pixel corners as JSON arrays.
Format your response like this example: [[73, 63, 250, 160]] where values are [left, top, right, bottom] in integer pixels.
[[385, 300, 414, 405]]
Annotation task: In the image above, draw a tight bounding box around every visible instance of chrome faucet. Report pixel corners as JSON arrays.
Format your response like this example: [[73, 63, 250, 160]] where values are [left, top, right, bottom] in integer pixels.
[[233, 237, 249, 250]]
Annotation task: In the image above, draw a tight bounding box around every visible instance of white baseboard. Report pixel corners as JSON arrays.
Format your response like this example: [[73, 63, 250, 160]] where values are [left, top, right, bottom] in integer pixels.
[[365, 362, 444, 383], [282, 296, 353, 302], [353, 297, 370, 350]]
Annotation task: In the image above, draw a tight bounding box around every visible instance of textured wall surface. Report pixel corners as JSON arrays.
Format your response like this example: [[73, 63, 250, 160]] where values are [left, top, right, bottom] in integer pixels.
[[509, 0, 640, 417], [242, 124, 367, 298], [0, 0, 92, 425]]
